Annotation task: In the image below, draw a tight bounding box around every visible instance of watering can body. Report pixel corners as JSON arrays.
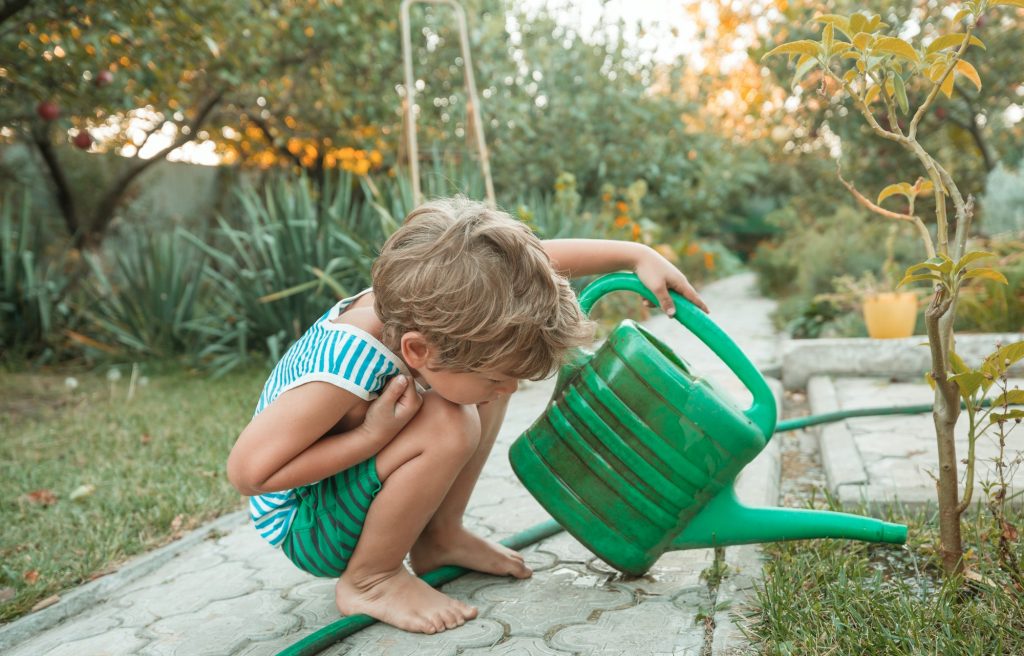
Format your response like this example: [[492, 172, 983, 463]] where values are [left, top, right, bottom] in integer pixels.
[[509, 273, 907, 575]]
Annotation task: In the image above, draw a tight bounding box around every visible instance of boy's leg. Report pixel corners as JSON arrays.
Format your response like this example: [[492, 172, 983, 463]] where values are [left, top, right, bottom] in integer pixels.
[[334, 392, 481, 634], [409, 394, 532, 578]]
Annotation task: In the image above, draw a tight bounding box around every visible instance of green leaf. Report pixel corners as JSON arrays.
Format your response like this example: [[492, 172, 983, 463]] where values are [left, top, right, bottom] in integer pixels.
[[961, 268, 1009, 284], [816, 14, 851, 39], [987, 409, 1024, 426], [905, 254, 954, 275], [955, 250, 996, 271], [892, 74, 909, 114], [949, 371, 985, 398], [764, 40, 821, 60], [873, 36, 921, 63], [793, 54, 819, 85], [897, 273, 940, 288], [953, 8, 972, 23], [982, 341, 1024, 379], [878, 183, 913, 204], [853, 32, 873, 51], [992, 390, 1024, 407], [849, 13, 867, 34], [925, 33, 986, 55]]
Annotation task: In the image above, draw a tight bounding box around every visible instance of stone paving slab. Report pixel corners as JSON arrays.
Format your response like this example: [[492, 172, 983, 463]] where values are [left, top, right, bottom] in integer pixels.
[[1, 273, 782, 656], [809, 375, 1024, 509]]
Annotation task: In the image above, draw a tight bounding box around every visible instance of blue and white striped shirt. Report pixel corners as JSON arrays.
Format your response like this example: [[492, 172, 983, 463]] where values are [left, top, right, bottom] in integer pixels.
[[249, 289, 406, 547]]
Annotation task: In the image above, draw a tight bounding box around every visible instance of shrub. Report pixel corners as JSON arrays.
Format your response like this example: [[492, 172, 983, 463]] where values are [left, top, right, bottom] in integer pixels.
[[980, 159, 1024, 237], [76, 229, 209, 361], [183, 172, 386, 374], [751, 204, 920, 332], [0, 191, 72, 362]]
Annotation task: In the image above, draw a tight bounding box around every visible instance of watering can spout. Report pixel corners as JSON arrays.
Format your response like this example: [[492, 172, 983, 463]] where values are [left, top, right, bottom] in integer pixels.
[[669, 486, 908, 551]]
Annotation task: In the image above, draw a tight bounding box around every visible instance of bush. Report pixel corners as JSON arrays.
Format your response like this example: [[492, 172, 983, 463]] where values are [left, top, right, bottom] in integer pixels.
[[980, 159, 1024, 237], [0, 191, 73, 362], [750, 204, 921, 334], [182, 172, 388, 374], [956, 238, 1024, 333], [76, 229, 209, 361]]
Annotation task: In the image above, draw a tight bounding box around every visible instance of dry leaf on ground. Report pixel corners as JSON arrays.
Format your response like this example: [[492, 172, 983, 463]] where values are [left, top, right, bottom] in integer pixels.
[[22, 489, 58, 506], [31, 594, 60, 611]]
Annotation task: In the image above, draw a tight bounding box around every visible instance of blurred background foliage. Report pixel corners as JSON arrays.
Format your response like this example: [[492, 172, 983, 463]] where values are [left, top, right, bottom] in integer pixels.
[[0, 0, 1022, 368]]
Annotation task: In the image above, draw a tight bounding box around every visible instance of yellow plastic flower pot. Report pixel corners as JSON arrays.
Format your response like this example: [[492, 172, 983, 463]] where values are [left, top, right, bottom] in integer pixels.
[[862, 292, 918, 339]]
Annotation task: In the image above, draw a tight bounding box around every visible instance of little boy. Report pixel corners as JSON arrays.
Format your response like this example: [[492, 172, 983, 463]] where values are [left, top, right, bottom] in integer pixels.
[[227, 197, 707, 634]]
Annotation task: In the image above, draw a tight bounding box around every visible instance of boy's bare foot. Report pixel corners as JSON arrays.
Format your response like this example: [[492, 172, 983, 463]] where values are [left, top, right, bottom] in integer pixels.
[[335, 567, 477, 634], [410, 526, 532, 579]]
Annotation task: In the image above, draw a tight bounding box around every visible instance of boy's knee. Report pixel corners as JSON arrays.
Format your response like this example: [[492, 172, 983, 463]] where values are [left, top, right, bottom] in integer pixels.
[[419, 393, 481, 458]]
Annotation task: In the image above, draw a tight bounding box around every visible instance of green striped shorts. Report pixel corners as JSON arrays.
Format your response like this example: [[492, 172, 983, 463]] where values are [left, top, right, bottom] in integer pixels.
[[281, 457, 382, 577]]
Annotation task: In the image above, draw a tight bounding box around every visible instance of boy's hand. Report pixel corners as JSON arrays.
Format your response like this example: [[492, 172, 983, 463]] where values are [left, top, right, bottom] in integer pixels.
[[361, 375, 422, 449], [635, 246, 710, 315]]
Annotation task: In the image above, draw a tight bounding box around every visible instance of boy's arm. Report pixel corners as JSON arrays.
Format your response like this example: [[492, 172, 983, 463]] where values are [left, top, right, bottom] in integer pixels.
[[542, 238, 710, 314], [227, 375, 418, 496]]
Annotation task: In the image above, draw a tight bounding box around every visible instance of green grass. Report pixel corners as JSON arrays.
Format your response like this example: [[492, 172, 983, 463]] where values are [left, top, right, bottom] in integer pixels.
[[0, 366, 265, 622], [746, 504, 1024, 655]]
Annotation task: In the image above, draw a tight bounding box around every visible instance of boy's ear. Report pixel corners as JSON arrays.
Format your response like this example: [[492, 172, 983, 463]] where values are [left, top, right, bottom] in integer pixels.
[[399, 331, 432, 369]]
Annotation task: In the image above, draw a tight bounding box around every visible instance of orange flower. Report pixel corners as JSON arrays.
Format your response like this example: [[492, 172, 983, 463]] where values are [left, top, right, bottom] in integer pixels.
[[685, 243, 700, 256], [631, 224, 642, 240], [703, 252, 716, 271], [614, 215, 630, 228], [615, 201, 629, 213], [602, 192, 612, 202]]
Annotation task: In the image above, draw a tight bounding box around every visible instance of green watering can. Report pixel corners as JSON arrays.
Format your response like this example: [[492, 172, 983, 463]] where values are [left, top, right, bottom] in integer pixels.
[[509, 273, 908, 575]]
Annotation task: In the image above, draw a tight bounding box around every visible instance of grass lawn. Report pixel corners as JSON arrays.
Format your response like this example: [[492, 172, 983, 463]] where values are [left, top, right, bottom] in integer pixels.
[[0, 366, 265, 622], [747, 505, 1024, 655]]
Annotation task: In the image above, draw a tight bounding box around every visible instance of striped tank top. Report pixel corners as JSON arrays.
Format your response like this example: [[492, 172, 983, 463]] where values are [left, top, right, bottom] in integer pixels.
[[249, 289, 406, 547]]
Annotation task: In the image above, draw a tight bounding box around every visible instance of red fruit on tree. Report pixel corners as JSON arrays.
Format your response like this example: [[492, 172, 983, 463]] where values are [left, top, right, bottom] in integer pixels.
[[72, 131, 93, 150], [95, 70, 114, 87], [36, 101, 60, 121], [935, 107, 948, 120]]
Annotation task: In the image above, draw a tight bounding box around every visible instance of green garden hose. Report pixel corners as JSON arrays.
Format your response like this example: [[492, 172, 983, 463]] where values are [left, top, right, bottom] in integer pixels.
[[775, 403, 938, 432]]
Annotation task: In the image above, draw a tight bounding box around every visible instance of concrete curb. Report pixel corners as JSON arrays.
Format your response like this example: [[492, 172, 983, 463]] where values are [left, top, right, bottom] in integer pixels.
[[782, 333, 1024, 390], [808, 376, 869, 494], [0, 511, 248, 653]]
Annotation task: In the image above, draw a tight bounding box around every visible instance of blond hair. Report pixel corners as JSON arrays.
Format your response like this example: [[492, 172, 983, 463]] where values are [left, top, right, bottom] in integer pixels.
[[372, 197, 594, 380]]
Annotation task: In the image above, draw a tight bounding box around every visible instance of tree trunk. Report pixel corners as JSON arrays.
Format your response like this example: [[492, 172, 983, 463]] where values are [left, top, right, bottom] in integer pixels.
[[927, 293, 964, 576]]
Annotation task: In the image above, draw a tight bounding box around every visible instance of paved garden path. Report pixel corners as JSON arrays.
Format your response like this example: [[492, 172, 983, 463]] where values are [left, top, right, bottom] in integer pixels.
[[810, 373, 1024, 508], [2, 272, 783, 656]]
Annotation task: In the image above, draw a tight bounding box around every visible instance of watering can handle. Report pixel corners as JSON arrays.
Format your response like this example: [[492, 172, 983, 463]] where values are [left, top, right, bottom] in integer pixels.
[[578, 272, 777, 437]]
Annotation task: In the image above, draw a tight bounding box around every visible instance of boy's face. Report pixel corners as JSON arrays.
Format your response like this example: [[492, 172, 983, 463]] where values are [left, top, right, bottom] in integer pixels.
[[398, 331, 519, 405], [417, 367, 519, 406]]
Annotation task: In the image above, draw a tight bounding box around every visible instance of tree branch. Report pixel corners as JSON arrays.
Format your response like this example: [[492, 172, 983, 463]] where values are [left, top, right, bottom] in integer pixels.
[[84, 89, 225, 247], [952, 82, 994, 172], [0, 0, 33, 25], [30, 124, 80, 239], [836, 164, 935, 258]]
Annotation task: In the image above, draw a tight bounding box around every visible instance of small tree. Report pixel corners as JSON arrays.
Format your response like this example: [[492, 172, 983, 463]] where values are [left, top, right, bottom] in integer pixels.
[[766, 0, 1023, 576]]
